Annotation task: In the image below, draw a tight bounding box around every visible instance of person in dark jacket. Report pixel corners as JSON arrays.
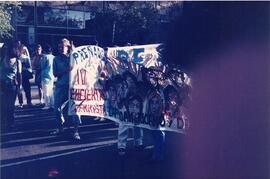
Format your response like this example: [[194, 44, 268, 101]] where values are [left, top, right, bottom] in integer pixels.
[[52, 38, 81, 141], [0, 41, 22, 131]]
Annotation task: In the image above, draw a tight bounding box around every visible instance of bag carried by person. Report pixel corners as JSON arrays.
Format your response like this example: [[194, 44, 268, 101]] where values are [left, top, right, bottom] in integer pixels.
[[22, 70, 33, 80]]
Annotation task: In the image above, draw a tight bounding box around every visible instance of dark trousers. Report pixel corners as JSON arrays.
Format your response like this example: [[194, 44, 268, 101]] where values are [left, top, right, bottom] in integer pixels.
[[17, 78, 32, 104], [1, 80, 17, 130], [54, 86, 81, 129], [152, 130, 166, 160]]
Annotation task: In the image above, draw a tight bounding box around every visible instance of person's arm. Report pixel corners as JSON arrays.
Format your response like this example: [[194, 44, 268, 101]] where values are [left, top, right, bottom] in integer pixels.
[[25, 47, 30, 59], [17, 59, 22, 88]]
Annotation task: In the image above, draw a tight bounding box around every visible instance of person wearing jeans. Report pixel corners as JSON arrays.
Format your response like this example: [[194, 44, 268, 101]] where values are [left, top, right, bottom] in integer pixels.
[[18, 45, 32, 106], [116, 73, 144, 156], [146, 90, 166, 161], [118, 95, 144, 156], [52, 38, 81, 140], [118, 125, 143, 154]]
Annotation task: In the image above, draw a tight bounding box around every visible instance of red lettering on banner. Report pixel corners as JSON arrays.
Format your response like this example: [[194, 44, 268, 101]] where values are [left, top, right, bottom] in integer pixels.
[[80, 69, 87, 85], [75, 104, 104, 115], [74, 69, 87, 85], [79, 89, 85, 101], [75, 70, 79, 85], [70, 88, 104, 101], [70, 88, 80, 100]]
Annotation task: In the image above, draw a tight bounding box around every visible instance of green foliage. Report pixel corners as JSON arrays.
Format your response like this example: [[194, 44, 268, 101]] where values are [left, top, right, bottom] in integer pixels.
[[92, 2, 160, 46], [116, 3, 160, 45], [92, 9, 118, 46], [0, 2, 21, 39]]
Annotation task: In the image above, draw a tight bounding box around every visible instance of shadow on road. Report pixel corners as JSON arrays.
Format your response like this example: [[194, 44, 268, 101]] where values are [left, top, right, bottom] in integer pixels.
[[1, 105, 185, 179]]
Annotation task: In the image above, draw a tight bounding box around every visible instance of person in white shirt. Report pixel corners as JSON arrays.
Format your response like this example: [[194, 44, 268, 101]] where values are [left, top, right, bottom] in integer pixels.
[[40, 44, 55, 109]]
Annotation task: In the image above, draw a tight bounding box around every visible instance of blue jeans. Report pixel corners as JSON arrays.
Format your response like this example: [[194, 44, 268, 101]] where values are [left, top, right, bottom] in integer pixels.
[[118, 123, 143, 149], [152, 130, 165, 160], [54, 86, 81, 128]]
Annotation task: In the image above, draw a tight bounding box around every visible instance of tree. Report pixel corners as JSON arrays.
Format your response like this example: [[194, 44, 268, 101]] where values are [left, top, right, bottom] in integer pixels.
[[91, 2, 161, 46], [114, 2, 160, 45], [91, 9, 118, 47], [0, 2, 20, 39]]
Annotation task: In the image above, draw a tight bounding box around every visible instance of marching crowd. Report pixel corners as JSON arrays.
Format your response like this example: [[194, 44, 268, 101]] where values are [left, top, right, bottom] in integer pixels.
[[0, 38, 81, 139], [0, 38, 191, 162]]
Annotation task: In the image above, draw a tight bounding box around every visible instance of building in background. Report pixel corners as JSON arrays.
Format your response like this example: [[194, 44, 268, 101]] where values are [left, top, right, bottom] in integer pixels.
[[15, 1, 97, 54], [14, 1, 183, 53]]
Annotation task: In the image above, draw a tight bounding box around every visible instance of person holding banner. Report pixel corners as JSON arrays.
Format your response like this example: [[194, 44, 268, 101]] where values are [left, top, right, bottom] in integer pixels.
[[142, 67, 167, 161], [166, 69, 192, 130], [104, 78, 119, 116], [117, 72, 144, 156], [52, 38, 81, 140], [146, 89, 166, 161]]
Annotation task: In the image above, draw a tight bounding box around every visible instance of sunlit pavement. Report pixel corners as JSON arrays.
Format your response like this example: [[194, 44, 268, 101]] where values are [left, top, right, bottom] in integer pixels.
[[1, 85, 185, 179]]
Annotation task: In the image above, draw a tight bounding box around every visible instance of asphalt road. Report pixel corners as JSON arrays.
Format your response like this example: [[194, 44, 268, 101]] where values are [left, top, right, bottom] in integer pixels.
[[1, 99, 185, 179]]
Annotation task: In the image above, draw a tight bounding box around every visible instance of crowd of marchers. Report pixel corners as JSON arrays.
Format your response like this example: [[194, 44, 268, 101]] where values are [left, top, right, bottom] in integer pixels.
[[0, 38, 191, 162]]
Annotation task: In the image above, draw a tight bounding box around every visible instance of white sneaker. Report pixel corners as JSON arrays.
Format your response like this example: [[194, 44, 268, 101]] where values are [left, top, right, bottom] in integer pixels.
[[73, 132, 81, 141], [99, 117, 106, 121], [42, 106, 50, 110]]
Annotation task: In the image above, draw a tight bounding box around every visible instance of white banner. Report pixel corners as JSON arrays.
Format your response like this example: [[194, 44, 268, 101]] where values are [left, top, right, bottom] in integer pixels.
[[69, 45, 105, 116], [68, 44, 190, 133]]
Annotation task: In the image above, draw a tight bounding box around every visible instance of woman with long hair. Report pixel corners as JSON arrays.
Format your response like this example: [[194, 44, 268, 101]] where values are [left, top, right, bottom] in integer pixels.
[[17, 45, 33, 107]]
